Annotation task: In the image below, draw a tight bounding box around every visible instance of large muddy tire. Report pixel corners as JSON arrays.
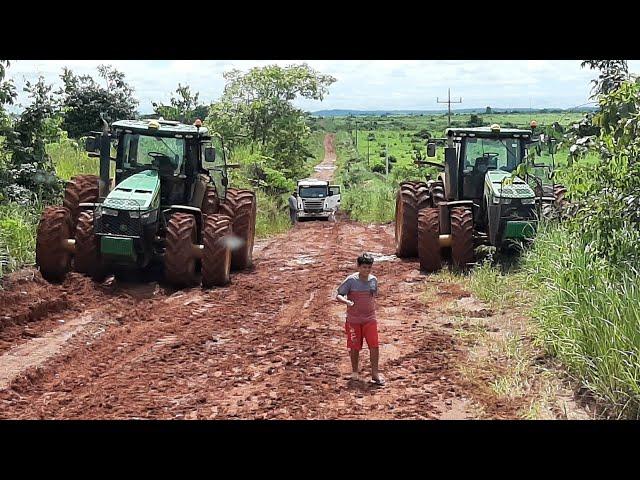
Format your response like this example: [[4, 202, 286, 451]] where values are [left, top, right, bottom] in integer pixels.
[[202, 214, 232, 287], [74, 211, 104, 280], [554, 184, 568, 207], [164, 212, 198, 287], [36, 206, 73, 283], [450, 206, 475, 270], [395, 181, 430, 257], [63, 174, 99, 230], [418, 208, 442, 273], [202, 185, 220, 215], [429, 181, 446, 207], [219, 188, 257, 270]]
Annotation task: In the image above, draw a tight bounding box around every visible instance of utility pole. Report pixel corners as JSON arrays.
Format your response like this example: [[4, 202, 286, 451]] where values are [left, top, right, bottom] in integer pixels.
[[437, 88, 462, 127]]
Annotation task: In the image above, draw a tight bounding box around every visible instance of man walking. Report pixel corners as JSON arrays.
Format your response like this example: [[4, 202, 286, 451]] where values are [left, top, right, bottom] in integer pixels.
[[288, 191, 299, 224]]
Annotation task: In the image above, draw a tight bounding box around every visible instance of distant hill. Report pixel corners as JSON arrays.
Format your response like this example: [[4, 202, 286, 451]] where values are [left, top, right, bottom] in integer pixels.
[[310, 107, 597, 117]]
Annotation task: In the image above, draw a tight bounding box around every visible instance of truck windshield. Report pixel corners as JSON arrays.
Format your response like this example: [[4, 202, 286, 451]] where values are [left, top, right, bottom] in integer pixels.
[[463, 138, 522, 173], [121, 133, 186, 174], [299, 186, 327, 198]]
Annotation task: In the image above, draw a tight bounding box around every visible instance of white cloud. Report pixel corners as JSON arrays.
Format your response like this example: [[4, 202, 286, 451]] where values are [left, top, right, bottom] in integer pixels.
[[6, 60, 640, 114]]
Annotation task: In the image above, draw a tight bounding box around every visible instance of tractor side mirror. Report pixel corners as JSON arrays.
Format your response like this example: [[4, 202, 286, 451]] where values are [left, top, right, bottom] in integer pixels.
[[85, 136, 100, 153], [204, 146, 216, 163], [426, 142, 436, 157]]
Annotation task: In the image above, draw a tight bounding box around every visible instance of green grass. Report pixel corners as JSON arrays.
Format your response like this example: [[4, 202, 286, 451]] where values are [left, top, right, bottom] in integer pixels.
[[47, 139, 100, 180], [0, 203, 39, 278], [517, 223, 640, 418]]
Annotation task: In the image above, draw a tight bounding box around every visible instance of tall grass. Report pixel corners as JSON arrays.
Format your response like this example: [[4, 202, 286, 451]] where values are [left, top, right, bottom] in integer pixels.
[[520, 223, 640, 418], [47, 140, 99, 180], [254, 190, 291, 238], [0, 203, 38, 278]]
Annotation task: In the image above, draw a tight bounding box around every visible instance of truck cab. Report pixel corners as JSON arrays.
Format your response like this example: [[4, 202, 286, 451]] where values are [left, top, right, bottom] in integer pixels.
[[295, 179, 341, 219]]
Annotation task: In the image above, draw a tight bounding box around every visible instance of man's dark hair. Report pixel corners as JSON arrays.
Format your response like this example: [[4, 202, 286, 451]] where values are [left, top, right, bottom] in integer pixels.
[[357, 253, 374, 266]]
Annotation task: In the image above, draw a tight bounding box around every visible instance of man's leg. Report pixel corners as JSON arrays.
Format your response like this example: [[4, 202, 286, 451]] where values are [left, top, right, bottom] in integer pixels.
[[370, 347, 379, 379], [349, 349, 360, 374]]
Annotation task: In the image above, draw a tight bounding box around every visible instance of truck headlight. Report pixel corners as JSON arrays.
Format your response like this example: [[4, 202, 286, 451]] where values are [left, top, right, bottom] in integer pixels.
[[521, 198, 535, 205]]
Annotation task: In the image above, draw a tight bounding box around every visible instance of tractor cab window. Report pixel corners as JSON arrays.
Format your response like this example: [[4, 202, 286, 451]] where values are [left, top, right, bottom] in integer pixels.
[[202, 137, 228, 199], [121, 133, 186, 175], [463, 138, 522, 174], [299, 186, 327, 198]]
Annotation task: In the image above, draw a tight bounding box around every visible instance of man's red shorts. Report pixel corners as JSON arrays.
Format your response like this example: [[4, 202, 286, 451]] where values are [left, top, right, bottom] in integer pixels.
[[345, 321, 379, 351]]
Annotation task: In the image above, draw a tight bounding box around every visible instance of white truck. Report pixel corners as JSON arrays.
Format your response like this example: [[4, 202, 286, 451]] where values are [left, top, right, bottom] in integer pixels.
[[295, 178, 341, 220]]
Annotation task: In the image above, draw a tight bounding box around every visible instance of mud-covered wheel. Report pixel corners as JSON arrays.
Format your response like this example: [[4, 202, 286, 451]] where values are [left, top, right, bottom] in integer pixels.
[[553, 184, 568, 207], [202, 214, 232, 287], [395, 181, 430, 257], [450, 206, 475, 270], [36, 206, 73, 283], [429, 181, 446, 207], [63, 174, 99, 230], [202, 185, 220, 215], [418, 208, 442, 273], [164, 212, 198, 287], [74, 210, 104, 280], [219, 188, 257, 270]]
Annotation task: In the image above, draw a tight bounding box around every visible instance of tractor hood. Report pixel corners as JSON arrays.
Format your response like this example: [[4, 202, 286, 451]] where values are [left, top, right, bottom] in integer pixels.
[[485, 170, 534, 199], [103, 170, 160, 211]]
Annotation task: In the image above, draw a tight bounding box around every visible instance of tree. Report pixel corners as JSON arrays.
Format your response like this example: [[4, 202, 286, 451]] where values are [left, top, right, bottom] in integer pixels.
[[485, 106, 492, 114], [58, 65, 139, 138], [467, 114, 483, 127], [152, 83, 209, 124], [207, 63, 336, 188], [1, 75, 63, 203]]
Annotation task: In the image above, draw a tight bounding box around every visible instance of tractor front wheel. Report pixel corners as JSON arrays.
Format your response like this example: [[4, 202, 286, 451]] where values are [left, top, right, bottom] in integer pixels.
[[201, 214, 232, 287], [164, 212, 198, 287], [36, 206, 73, 283], [74, 210, 104, 280], [418, 208, 442, 273]]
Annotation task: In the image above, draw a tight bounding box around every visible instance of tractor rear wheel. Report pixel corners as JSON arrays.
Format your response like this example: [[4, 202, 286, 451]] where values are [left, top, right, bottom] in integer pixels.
[[429, 181, 446, 206], [450, 206, 475, 270], [202, 214, 232, 287], [219, 188, 257, 270], [164, 212, 198, 287], [74, 211, 104, 280], [63, 174, 99, 230], [36, 206, 73, 283], [418, 208, 442, 273], [395, 181, 430, 257], [202, 185, 220, 215]]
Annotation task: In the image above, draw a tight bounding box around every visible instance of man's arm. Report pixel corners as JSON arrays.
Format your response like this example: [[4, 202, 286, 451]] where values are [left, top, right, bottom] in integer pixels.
[[336, 294, 354, 307]]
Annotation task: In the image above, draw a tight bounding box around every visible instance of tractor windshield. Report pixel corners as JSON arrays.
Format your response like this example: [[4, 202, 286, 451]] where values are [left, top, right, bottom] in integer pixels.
[[299, 186, 328, 198], [121, 133, 186, 174], [463, 137, 523, 173]]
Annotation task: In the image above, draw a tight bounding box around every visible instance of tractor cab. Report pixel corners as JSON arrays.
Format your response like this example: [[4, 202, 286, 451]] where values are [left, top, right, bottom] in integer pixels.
[[109, 119, 229, 207]]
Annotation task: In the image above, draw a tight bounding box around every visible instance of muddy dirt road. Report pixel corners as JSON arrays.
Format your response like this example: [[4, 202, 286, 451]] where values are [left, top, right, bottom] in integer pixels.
[[0, 134, 586, 419]]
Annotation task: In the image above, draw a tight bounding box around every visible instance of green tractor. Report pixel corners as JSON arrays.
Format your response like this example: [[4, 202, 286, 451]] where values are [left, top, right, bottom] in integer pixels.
[[395, 123, 560, 272], [36, 118, 257, 287]]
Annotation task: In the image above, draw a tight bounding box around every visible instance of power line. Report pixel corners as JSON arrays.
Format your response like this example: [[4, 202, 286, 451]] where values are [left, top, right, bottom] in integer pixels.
[[437, 88, 462, 127]]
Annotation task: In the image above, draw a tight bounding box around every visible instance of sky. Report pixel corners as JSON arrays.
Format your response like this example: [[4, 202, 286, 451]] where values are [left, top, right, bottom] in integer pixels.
[[5, 60, 640, 114]]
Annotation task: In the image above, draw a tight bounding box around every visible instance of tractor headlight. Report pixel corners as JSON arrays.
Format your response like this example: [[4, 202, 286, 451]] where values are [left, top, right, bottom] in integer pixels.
[[94, 207, 102, 219], [129, 210, 141, 218], [493, 197, 512, 204], [102, 207, 119, 216], [521, 198, 535, 205]]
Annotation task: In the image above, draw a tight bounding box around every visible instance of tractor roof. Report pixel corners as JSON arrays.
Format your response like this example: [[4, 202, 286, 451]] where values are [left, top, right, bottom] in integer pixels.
[[112, 119, 210, 138], [446, 126, 532, 138]]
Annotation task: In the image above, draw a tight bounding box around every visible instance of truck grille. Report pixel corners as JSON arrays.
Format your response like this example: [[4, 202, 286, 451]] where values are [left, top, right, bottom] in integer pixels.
[[302, 199, 324, 212], [95, 210, 143, 237]]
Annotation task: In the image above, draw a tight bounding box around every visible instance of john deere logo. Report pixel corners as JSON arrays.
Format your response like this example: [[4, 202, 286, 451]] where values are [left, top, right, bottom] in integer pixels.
[[120, 224, 127, 232]]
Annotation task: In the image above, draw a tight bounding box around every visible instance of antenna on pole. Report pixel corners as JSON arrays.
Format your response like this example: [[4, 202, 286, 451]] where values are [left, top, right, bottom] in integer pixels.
[[437, 88, 462, 127]]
